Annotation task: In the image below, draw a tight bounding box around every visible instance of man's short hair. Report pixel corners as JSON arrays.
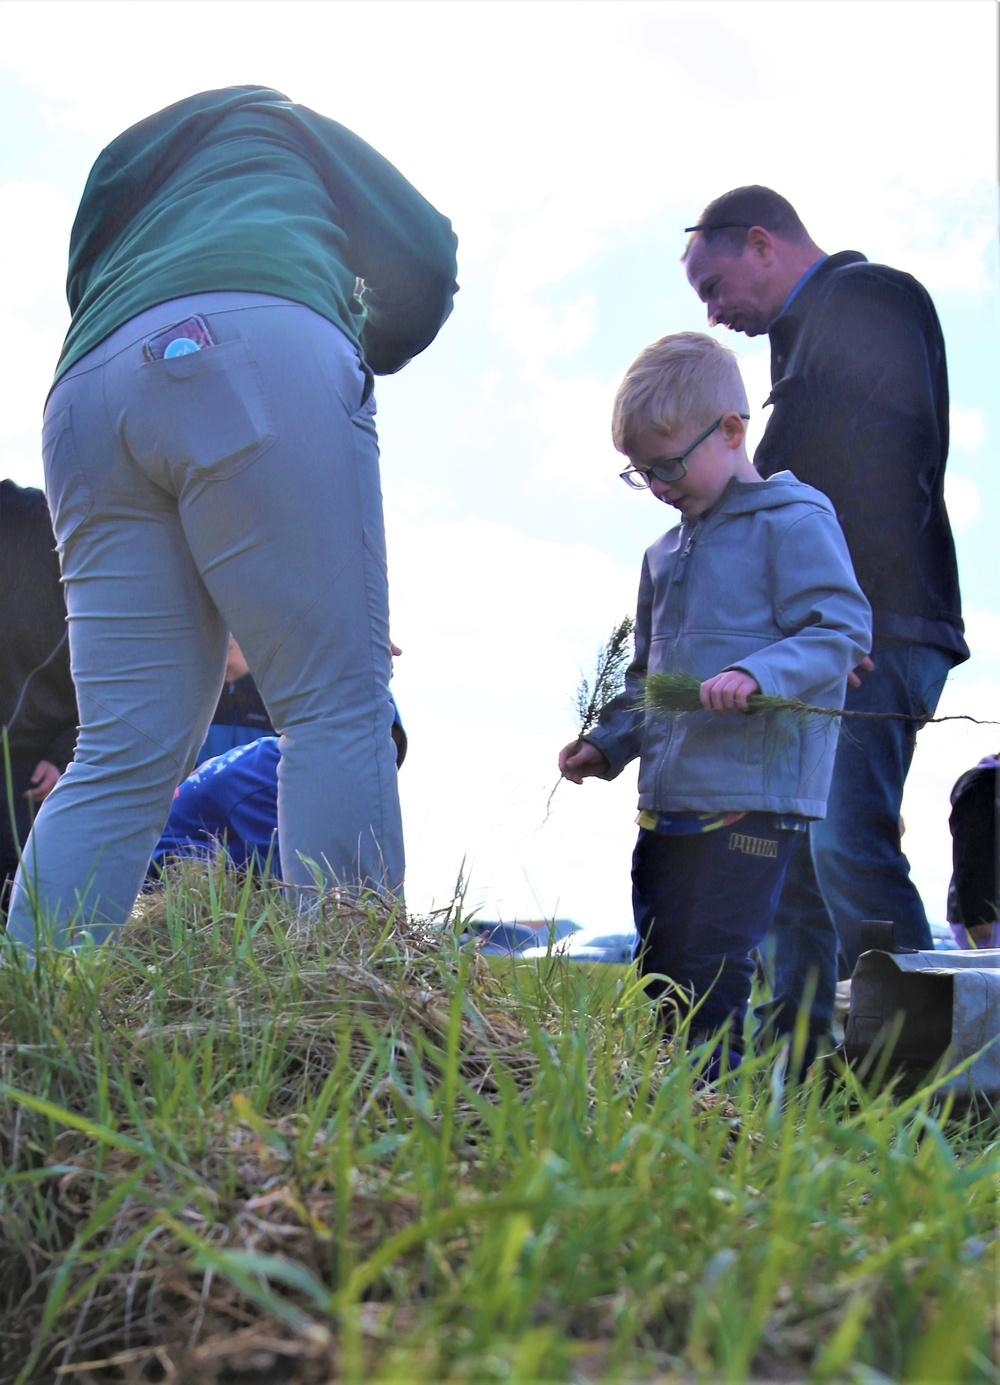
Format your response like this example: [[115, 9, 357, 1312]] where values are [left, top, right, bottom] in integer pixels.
[[611, 332, 750, 457], [682, 186, 808, 260]]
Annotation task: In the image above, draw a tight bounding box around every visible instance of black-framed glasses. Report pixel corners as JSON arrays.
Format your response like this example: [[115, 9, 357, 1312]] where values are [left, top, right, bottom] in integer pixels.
[[619, 414, 750, 490]]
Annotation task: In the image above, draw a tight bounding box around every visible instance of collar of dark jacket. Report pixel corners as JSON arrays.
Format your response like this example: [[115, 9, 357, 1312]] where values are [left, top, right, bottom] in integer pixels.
[[766, 250, 868, 385]]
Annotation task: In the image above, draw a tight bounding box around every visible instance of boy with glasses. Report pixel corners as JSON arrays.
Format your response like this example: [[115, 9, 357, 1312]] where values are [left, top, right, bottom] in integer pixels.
[[558, 332, 871, 1074]]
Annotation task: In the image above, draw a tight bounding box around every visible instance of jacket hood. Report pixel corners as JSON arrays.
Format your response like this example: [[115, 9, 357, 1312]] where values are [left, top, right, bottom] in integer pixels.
[[695, 469, 837, 524]]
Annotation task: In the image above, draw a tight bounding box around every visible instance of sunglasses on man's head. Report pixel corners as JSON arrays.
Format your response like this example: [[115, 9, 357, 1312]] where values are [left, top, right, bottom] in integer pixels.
[[682, 220, 754, 235]]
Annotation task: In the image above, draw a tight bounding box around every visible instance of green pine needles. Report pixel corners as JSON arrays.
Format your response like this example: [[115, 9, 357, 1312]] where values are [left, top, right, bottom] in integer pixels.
[[546, 615, 635, 818], [573, 614, 636, 737], [643, 670, 998, 729], [643, 670, 835, 725]]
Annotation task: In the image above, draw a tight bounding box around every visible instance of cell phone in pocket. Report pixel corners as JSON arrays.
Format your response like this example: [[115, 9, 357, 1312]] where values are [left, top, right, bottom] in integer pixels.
[[142, 314, 217, 361]]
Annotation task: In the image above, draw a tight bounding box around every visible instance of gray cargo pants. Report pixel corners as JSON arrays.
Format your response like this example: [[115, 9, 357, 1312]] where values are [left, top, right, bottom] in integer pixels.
[[7, 292, 403, 950]]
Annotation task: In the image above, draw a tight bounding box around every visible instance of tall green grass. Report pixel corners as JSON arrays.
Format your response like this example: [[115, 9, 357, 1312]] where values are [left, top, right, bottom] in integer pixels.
[[0, 859, 996, 1383]]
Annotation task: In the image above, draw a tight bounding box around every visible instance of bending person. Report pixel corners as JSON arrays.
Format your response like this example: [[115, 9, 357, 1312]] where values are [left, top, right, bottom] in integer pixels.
[[7, 86, 458, 951]]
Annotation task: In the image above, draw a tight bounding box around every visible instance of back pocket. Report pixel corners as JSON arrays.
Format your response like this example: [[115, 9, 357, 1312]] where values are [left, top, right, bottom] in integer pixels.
[[127, 339, 276, 489]]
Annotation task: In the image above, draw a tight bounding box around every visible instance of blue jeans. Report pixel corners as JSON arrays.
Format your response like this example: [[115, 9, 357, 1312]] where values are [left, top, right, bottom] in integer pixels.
[[757, 639, 952, 1057], [632, 816, 797, 1063], [7, 293, 403, 950]]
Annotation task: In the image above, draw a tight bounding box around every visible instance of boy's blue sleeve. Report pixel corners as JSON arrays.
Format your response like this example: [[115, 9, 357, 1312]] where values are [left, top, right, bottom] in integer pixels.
[[730, 508, 872, 699], [582, 555, 651, 779], [220, 738, 281, 872], [150, 737, 281, 873]]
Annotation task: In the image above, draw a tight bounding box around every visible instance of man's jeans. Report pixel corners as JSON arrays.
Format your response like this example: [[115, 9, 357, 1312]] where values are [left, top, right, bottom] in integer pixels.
[[8, 293, 403, 950], [755, 639, 953, 1060]]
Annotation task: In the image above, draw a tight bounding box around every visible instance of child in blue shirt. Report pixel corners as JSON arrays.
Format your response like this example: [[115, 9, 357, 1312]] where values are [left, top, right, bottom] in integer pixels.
[[152, 702, 407, 879], [559, 333, 871, 1069]]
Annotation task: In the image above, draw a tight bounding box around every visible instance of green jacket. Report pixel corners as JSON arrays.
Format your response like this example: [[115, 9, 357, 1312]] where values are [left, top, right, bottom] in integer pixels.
[[57, 86, 458, 381]]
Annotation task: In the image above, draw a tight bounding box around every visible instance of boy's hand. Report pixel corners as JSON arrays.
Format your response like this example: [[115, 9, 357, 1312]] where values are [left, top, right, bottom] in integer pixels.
[[558, 740, 610, 784], [700, 670, 760, 713]]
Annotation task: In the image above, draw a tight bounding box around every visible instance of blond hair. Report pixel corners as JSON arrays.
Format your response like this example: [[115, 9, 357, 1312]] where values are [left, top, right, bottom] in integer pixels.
[[611, 332, 749, 457]]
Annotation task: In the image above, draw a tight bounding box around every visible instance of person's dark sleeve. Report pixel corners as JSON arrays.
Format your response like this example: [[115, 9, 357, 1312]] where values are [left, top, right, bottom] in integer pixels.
[[949, 767, 998, 929], [25, 539, 78, 772], [294, 108, 459, 374], [217, 739, 280, 868], [0, 485, 78, 768]]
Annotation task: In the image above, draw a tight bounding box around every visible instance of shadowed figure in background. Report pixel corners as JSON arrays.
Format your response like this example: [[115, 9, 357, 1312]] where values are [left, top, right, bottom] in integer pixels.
[[1, 480, 78, 912], [947, 753, 999, 950], [194, 636, 274, 768], [6, 86, 458, 952]]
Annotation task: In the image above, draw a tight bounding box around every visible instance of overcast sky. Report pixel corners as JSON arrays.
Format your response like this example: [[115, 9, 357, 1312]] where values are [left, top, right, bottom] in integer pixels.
[[1, 0, 997, 932]]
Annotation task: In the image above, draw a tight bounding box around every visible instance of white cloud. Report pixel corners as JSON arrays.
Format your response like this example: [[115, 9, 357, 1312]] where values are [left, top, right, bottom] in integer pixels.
[[526, 373, 620, 497], [0, 450, 45, 489], [0, 183, 73, 449], [0, 181, 74, 310], [383, 510, 638, 719], [963, 608, 1000, 669], [497, 292, 598, 375], [888, 220, 996, 297], [382, 480, 448, 521], [943, 474, 981, 531], [382, 507, 641, 925], [951, 407, 986, 452], [0, 311, 63, 443]]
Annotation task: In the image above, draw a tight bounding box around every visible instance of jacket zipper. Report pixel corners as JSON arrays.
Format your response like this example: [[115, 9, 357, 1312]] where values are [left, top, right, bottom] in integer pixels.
[[666, 520, 703, 669], [673, 521, 701, 586], [655, 520, 702, 804]]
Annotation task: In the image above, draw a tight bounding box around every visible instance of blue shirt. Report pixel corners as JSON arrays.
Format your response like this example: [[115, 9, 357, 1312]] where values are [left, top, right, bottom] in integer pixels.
[[150, 698, 406, 878], [152, 737, 281, 876], [777, 256, 829, 318]]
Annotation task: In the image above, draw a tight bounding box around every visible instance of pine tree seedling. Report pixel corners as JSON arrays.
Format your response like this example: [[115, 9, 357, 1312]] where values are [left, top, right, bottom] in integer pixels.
[[545, 615, 635, 819]]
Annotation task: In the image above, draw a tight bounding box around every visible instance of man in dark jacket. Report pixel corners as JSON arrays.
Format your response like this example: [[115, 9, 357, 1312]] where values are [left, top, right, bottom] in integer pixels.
[[683, 186, 968, 1058], [1, 481, 78, 906]]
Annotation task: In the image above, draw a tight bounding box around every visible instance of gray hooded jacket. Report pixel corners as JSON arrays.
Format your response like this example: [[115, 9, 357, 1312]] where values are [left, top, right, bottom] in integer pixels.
[[585, 471, 872, 819]]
